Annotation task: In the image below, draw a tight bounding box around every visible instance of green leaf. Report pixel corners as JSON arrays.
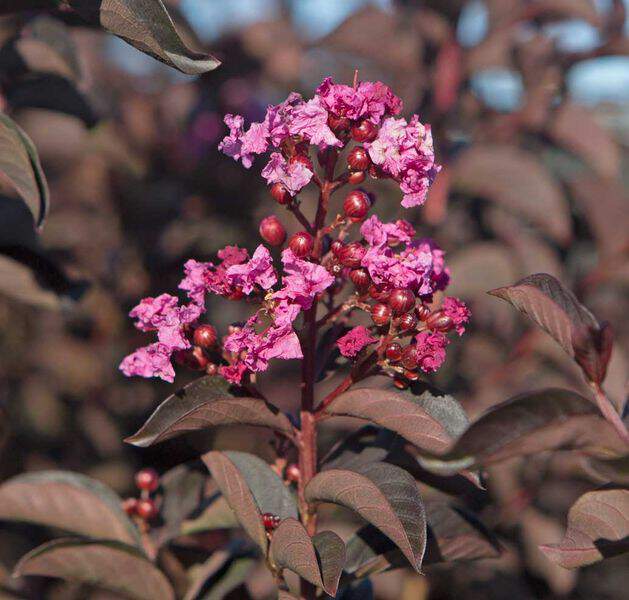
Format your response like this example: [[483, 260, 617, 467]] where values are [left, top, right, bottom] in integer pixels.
[[14, 538, 174, 600], [0, 114, 49, 228], [324, 383, 468, 454], [540, 487, 629, 568], [0, 470, 141, 547], [202, 451, 298, 552], [126, 376, 293, 447], [305, 462, 426, 571], [68, 0, 220, 75]]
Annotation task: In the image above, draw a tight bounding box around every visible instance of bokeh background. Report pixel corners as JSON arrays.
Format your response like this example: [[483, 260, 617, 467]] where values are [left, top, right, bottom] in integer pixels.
[[0, 1, 628, 598]]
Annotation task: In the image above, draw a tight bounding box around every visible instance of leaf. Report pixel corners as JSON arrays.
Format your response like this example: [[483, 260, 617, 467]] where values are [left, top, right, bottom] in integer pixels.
[[433, 389, 605, 470], [325, 383, 468, 454], [68, 0, 220, 75], [270, 519, 337, 595], [181, 494, 239, 535], [313, 531, 346, 597], [0, 470, 141, 547], [584, 456, 629, 486], [305, 462, 426, 571], [540, 487, 629, 568], [126, 376, 293, 447], [14, 538, 174, 600], [202, 451, 298, 552], [489, 273, 612, 384], [451, 145, 571, 244], [321, 426, 402, 471], [0, 114, 49, 228]]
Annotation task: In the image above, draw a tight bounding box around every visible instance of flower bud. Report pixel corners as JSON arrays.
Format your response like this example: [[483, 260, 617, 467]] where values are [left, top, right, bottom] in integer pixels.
[[394, 377, 409, 390], [369, 285, 390, 303], [350, 267, 370, 291], [351, 119, 378, 143], [388, 288, 415, 316], [193, 324, 218, 349], [206, 363, 218, 376], [401, 345, 418, 369], [347, 146, 371, 171], [285, 464, 300, 483], [136, 498, 158, 520], [270, 182, 291, 205], [416, 304, 431, 321], [330, 240, 345, 256], [122, 497, 138, 516], [385, 342, 402, 362], [288, 231, 313, 258], [403, 368, 419, 381], [343, 190, 370, 221], [259, 215, 287, 247], [290, 153, 313, 171], [398, 311, 418, 332], [371, 303, 391, 326], [348, 170, 366, 185], [135, 468, 159, 492], [263, 512, 281, 531], [426, 310, 454, 332], [327, 113, 351, 133], [338, 242, 365, 268]]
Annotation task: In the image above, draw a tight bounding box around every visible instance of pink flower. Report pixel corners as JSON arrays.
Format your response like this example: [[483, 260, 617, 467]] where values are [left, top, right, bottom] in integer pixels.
[[415, 331, 449, 373], [288, 98, 341, 148], [263, 92, 303, 147], [120, 343, 176, 382], [411, 239, 449, 292], [219, 362, 247, 385], [179, 260, 212, 305], [316, 77, 365, 120], [337, 326, 378, 358], [261, 153, 313, 195], [356, 80, 403, 123], [274, 249, 334, 310], [367, 115, 440, 208], [226, 245, 277, 295], [129, 294, 180, 331], [360, 216, 415, 248], [217, 245, 249, 266], [442, 297, 471, 336]]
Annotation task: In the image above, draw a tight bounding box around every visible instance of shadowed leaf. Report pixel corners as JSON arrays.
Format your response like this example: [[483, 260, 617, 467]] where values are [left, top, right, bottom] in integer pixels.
[[0, 114, 49, 228], [181, 494, 239, 535], [451, 145, 570, 244], [14, 538, 174, 600], [321, 427, 402, 471], [325, 384, 467, 454], [313, 531, 346, 596], [584, 456, 629, 486], [305, 462, 426, 571], [489, 273, 612, 384], [540, 487, 629, 568], [126, 376, 293, 447], [0, 471, 140, 547], [202, 451, 297, 552], [68, 0, 220, 74]]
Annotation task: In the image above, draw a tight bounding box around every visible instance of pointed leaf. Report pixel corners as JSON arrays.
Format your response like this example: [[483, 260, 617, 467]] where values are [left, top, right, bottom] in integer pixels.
[[313, 531, 346, 596], [202, 451, 298, 552], [540, 487, 629, 568], [432, 389, 607, 471], [0, 114, 49, 228], [489, 273, 612, 384], [305, 462, 426, 571], [270, 519, 327, 594], [451, 145, 570, 244], [126, 376, 293, 447], [181, 494, 239, 535], [14, 538, 174, 600], [0, 471, 141, 547], [68, 0, 220, 75], [325, 384, 468, 454]]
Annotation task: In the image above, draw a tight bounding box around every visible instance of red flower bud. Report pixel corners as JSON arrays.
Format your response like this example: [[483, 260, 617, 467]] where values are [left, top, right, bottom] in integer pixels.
[[385, 342, 402, 362], [398, 311, 418, 332], [135, 468, 159, 492], [259, 215, 287, 246], [371, 303, 392, 326], [285, 464, 300, 483], [426, 310, 454, 332], [347, 146, 371, 171], [338, 242, 365, 268], [327, 114, 351, 133], [394, 377, 409, 390], [416, 304, 431, 321], [122, 497, 138, 516], [343, 190, 370, 221], [369, 285, 390, 303], [288, 231, 313, 258], [136, 498, 158, 521], [270, 182, 291, 205], [388, 288, 416, 316], [193, 324, 217, 349], [351, 119, 378, 143], [262, 512, 281, 531], [206, 363, 218, 376], [368, 163, 387, 179], [330, 240, 345, 256], [350, 267, 371, 291], [401, 345, 418, 370], [403, 368, 419, 381], [290, 153, 313, 171], [348, 170, 366, 185]]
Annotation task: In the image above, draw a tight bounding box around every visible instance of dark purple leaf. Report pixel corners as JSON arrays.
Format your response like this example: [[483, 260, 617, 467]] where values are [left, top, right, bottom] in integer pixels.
[[313, 530, 346, 597], [126, 376, 294, 447], [540, 487, 629, 568], [0, 471, 140, 547], [14, 538, 174, 600], [305, 462, 426, 571], [202, 451, 298, 553]]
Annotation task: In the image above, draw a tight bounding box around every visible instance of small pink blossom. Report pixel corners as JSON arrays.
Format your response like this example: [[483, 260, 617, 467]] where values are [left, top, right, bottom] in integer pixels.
[[219, 362, 247, 385], [360, 216, 415, 248], [356, 80, 403, 123], [415, 331, 449, 373], [261, 152, 313, 195], [129, 294, 180, 331], [442, 297, 471, 336], [316, 77, 365, 120], [179, 260, 212, 305], [337, 326, 378, 358], [226, 245, 277, 295], [119, 343, 175, 382], [288, 98, 341, 148]]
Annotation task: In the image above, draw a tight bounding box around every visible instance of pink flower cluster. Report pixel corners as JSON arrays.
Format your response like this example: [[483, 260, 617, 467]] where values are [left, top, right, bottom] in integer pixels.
[[360, 216, 449, 297], [337, 326, 378, 358], [415, 332, 449, 373], [218, 77, 439, 207]]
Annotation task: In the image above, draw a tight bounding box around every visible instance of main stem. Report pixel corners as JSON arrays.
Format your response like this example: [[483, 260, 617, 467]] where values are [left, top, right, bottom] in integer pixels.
[[297, 174, 335, 600]]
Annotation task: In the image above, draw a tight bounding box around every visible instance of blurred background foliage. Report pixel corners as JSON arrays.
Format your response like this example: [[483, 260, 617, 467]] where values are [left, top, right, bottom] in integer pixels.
[[0, 0, 627, 598]]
